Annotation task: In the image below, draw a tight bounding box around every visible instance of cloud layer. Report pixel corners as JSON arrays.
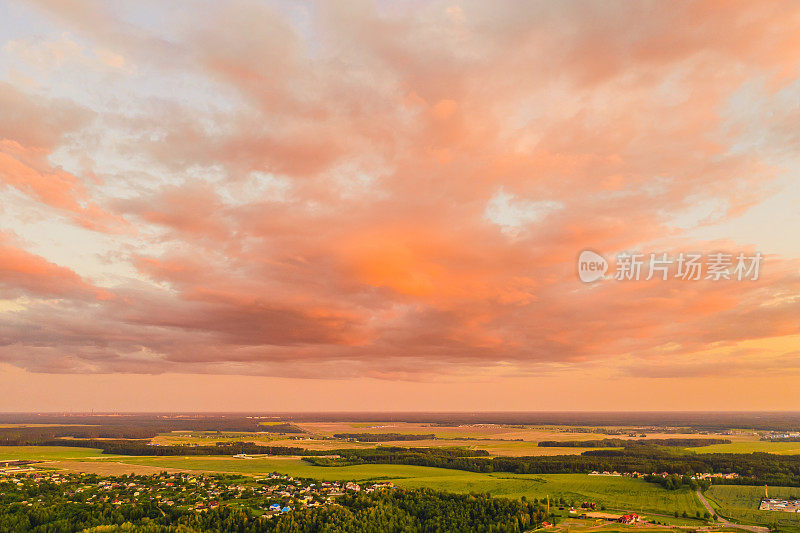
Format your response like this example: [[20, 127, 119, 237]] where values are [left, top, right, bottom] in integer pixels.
[[1, 0, 800, 385]]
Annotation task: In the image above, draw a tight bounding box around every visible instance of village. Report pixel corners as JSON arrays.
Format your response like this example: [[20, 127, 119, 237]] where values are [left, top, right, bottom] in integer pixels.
[[556, 501, 642, 526], [759, 485, 800, 513], [0, 469, 395, 518], [759, 498, 800, 513], [589, 470, 739, 480]]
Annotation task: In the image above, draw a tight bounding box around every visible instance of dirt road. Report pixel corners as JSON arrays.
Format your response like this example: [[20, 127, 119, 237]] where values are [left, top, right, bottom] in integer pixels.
[[695, 490, 769, 533]]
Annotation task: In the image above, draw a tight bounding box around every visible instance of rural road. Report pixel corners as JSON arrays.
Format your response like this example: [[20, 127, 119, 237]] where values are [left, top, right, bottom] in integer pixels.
[[695, 490, 769, 533]]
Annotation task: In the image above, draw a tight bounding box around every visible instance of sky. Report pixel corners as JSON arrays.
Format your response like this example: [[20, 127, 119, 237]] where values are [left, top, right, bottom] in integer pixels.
[[1, 0, 799, 412]]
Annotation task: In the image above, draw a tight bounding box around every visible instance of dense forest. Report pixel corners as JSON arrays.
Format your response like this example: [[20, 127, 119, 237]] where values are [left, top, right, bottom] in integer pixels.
[[256, 423, 306, 434], [36, 440, 491, 460], [0, 423, 258, 444], [303, 445, 800, 487], [0, 484, 547, 533], [3, 412, 800, 433], [43, 440, 312, 456], [260, 489, 548, 533], [0, 419, 306, 445], [537, 438, 731, 447]]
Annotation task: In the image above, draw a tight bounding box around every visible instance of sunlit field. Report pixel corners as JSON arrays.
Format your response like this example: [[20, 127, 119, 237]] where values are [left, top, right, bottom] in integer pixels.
[[0, 446, 109, 461], [689, 441, 800, 454], [147, 423, 775, 457], [705, 485, 800, 530]]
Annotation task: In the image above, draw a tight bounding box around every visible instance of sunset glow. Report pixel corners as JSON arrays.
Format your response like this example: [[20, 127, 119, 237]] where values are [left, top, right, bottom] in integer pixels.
[[1, 0, 800, 411]]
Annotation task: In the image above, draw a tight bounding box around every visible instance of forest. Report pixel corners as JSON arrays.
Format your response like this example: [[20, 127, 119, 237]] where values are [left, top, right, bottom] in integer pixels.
[[303, 444, 800, 487], [38, 440, 490, 459]]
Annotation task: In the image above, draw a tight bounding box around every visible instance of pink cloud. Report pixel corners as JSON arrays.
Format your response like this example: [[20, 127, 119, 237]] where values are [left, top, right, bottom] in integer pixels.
[[1, 0, 799, 385], [0, 232, 109, 300], [0, 84, 125, 231]]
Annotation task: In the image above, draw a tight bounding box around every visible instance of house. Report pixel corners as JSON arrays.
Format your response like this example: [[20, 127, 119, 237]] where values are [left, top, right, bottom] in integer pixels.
[[619, 513, 639, 524], [281, 506, 292, 512], [269, 503, 281, 511]]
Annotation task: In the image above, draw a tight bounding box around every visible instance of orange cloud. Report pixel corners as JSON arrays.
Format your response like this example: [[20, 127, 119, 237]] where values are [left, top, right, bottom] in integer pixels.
[[0, 232, 107, 300], [0, 0, 798, 391], [0, 84, 124, 231]]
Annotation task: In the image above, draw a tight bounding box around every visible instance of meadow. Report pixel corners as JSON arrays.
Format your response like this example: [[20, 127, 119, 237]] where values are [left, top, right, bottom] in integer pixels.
[[705, 484, 800, 530], [689, 441, 800, 455], [0, 445, 109, 461]]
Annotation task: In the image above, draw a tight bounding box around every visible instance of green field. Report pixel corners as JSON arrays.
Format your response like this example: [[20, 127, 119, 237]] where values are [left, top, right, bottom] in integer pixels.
[[689, 441, 800, 454], [0, 446, 109, 460], [706, 484, 800, 531]]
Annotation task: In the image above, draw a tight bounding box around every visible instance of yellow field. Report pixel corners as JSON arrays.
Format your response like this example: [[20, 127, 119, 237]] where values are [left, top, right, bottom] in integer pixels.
[[146, 422, 773, 457], [689, 441, 800, 454], [294, 421, 735, 441]]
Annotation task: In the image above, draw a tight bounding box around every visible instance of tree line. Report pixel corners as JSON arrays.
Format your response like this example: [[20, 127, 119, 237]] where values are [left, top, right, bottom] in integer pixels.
[[643, 473, 712, 491], [38, 440, 491, 460], [332, 433, 436, 442], [537, 438, 731, 447]]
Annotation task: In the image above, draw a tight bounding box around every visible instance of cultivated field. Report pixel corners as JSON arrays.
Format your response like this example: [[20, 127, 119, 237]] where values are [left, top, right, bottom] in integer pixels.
[[705, 485, 800, 531], [689, 441, 800, 455], [149, 422, 774, 457], [0, 446, 110, 461], [293, 421, 743, 443]]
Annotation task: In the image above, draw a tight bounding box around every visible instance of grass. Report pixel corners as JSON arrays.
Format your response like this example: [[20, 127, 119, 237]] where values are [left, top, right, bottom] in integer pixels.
[[0, 446, 109, 460], [542, 515, 717, 531], [705, 484, 800, 531], [689, 441, 800, 454], [388, 472, 703, 517]]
